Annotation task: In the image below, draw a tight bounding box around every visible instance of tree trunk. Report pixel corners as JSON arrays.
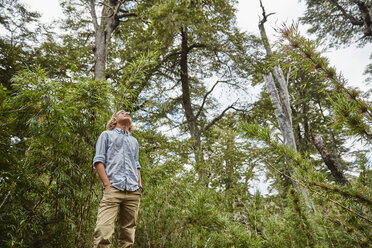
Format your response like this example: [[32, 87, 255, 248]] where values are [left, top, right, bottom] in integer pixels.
[[178, 27, 236, 184], [94, 30, 109, 80], [90, 0, 121, 80], [179, 28, 206, 180], [180, 28, 200, 144], [312, 133, 352, 187], [316, 99, 352, 186], [263, 72, 296, 150]]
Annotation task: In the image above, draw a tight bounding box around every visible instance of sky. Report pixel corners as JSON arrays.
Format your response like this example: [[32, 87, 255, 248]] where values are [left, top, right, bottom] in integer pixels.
[[24, 0, 371, 194]]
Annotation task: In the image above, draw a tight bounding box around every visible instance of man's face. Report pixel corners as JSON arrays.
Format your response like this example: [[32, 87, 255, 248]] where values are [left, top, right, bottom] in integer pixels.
[[116, 111, 132, 127]]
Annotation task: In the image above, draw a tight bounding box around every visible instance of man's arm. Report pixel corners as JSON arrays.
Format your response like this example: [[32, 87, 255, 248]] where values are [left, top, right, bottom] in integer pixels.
[[93, 132, 111, 190], [95, 162, 111, 190], [134, 139, 142, 190], [137, 169, 142, 187]]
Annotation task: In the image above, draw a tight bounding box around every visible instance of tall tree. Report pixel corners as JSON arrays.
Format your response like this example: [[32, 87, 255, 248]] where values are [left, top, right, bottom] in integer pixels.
[[135, 0, 256, 182]]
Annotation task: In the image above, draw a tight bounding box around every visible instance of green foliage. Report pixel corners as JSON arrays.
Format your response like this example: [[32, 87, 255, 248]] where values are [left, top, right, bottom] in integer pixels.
[[112, 51, 159, 111], [240, 121, 372, 247], [130, 0, 259, 122], [0, 85, 13, 170], [0, 0, 41, 89], [0, 67, 111, 247], [276, 23, 372, 143], [240, 121, 319, 182], [300, 0, 372, 47], [136, 173, 257, 248]]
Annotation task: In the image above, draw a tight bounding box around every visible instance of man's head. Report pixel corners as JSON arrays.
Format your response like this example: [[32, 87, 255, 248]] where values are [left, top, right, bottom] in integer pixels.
[[106, 110, 132, 131]]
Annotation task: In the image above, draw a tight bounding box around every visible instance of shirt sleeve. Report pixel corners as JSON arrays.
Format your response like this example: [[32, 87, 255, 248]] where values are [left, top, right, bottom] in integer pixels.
[[93, 131, 108, 167], [134, 139, 141, 170]]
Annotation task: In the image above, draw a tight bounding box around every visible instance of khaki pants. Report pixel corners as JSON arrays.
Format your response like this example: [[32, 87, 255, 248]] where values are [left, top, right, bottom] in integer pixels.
[[93, 187, 141, 248]]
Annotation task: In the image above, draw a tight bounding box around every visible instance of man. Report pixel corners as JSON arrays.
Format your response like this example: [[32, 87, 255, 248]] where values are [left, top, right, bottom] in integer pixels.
[[92, 110, 143, 248]]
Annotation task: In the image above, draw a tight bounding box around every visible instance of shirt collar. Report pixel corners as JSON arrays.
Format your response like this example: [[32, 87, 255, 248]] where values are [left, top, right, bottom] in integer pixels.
[[114, 128, 129, 136]]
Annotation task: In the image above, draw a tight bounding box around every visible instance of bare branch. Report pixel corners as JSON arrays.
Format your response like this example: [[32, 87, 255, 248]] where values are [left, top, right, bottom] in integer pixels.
[[259, 0, 275, 26], [231, 105, 247, 113], [118, 12, 138, 19], [258, 0, 274, 55], [113, 0, 127, 18], [195, 80, 229, 120], [329, 0, 364, 26], [202, 101, 237, 133], [187, 43, 207, 52]]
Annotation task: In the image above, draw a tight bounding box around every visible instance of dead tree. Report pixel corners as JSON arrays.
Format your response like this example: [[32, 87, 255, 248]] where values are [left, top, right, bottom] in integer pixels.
[[258, 0, 315, 211]]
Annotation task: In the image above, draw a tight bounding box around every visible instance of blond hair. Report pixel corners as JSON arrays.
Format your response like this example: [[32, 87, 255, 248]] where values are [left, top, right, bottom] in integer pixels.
[[106, 110, 133, 131]]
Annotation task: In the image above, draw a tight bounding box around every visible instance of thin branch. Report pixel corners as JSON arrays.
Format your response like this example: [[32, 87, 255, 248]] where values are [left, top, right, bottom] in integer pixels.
[[160, 49, 181, 63], [98, 0, 125, 19], [83, 32, 93, 45], [202, 101, 237, 133], [118, 12, 137, 19], [258, 0, 275, 55], [259, 0, 275, 26], [350, 0, 372, 36], [114, 0, 127, 18], [213, 50, 234, 77], [160, 119, 187, 133], [0, 190, 10, 210], [141, 216, 152, 247], [195, 80, 229, 120], [305, 180, 371, 205], [187, 43, 207, 52], [98, 1, 114, 11], [231, 105, 247, 112], [90, 0, 99, 31], [329, 0, 363, 26], [97, 1, 115, 18]]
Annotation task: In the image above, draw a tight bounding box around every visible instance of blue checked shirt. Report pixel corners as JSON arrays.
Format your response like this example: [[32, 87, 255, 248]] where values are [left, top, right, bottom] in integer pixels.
[[93, 128, 141, 191]]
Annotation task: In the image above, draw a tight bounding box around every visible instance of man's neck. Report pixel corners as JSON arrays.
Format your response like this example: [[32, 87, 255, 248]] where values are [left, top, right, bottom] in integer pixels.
[[115, 124, 129, 132]]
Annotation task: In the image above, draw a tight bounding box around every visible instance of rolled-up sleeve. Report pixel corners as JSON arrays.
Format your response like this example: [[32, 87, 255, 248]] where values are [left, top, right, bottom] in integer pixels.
[[93, 131, 108, 167], [134, 139, 141, 170]]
